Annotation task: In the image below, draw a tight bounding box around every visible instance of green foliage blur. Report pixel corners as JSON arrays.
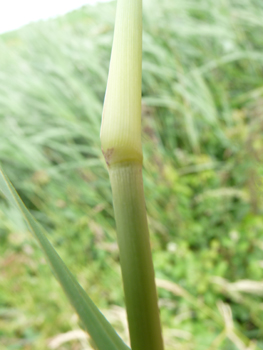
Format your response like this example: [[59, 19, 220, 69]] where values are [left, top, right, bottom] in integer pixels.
[[1, 0, 263, 349]]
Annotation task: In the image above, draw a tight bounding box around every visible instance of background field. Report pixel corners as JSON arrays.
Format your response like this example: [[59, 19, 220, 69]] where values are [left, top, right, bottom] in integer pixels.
[[1, 0, 263, 349]]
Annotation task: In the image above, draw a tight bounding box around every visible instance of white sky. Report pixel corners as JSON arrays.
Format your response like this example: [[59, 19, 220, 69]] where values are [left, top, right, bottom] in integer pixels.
[[0, 0, 111, 34]]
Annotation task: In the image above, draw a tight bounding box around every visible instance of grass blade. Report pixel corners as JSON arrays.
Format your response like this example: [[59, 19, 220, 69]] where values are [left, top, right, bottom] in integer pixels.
[[0, 168, 130, 350]]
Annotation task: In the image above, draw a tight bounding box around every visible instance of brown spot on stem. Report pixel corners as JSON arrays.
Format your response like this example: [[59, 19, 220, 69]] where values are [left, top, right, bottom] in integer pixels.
[[102, 148, 114, 166]]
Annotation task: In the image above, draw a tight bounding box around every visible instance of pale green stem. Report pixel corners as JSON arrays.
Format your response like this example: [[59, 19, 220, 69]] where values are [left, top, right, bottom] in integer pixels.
[[109, 162, 164, 350], [100, 0, 143, 165], [100, 0, 164, 347]]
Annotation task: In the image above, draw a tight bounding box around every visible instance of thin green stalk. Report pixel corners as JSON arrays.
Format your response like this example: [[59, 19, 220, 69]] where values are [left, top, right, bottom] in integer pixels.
[[109, 162, 164, 350], [101, 0, 164, 348]]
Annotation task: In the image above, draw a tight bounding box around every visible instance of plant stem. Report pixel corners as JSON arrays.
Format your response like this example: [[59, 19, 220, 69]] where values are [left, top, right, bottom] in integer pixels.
[[100, 0, 164, 347], [109, 161, 164, 350]]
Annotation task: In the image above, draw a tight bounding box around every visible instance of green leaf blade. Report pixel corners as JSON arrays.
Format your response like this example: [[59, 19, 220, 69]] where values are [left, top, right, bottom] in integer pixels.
[[0, 168, 130, 350]]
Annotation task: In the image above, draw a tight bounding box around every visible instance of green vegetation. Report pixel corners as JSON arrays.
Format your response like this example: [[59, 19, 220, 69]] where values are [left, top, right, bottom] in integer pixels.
[[0, 0, 263, 349]]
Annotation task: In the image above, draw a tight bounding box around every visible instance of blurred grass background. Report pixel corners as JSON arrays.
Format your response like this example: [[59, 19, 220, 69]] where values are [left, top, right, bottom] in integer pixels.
[[0, 0, 263, 349]]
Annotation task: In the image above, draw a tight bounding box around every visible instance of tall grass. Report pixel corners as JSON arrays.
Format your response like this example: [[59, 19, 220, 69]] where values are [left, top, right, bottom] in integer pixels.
[[0, 0, 263, 349]]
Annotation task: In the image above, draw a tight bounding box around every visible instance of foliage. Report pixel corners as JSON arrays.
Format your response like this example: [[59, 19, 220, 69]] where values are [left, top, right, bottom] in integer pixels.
[[0, 0, 263, 349]]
